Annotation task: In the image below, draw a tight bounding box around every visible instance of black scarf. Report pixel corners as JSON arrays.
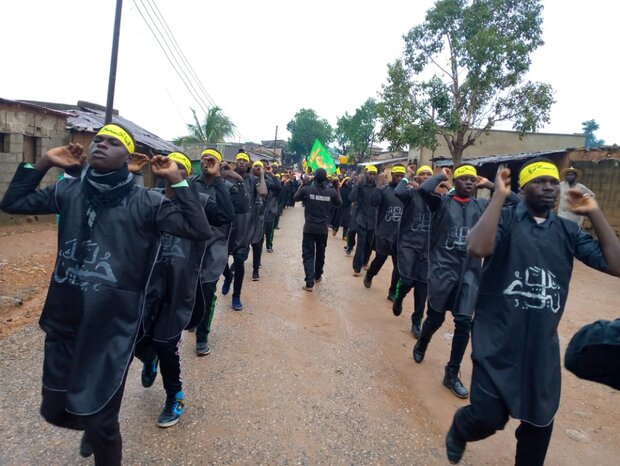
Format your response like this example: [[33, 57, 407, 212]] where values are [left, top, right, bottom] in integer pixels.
[[75, 165, 135, 262]]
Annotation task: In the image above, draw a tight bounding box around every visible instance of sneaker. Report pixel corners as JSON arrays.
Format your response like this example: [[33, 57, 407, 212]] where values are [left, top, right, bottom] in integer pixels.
[[446, 421, 466, 464], [392, 299, 403, 317], [352, 270, 361, 277], [141, 356, 158, 388], [413, 340, 428, 363], [363, 274, 372, 288], [387, 293, 395, 302], [266, 248, 273, 253], [443, 367, 469, 399], [222, 274, 233, 295], [345, 249, 352, 256], [302, 285, 314, 292], [252, 271, 260, 281], [411, 323, 421, 339], [232, 297, 243, 311], [314, 276, 322, 282], [157, 391, 185, 428], [196, 340, 210, 356], [79, 433, 93, 458]]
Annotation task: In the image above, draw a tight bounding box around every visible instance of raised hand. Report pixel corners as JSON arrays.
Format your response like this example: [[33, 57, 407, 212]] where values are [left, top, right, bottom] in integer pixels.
[[128, 153, 150, 173], [151, 155, 183, 184], [441, 167, 452, 179], [203, 156, 220, 176], [492, 169, 511, 197], [406, 167, 415, 180], [38, 143, 86, 170], [565, 188, 599, 215], [376, 173, 387, 187]]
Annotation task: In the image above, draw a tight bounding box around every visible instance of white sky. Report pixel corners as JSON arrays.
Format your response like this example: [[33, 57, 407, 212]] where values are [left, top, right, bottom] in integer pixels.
[[3, 0, 618, 147]]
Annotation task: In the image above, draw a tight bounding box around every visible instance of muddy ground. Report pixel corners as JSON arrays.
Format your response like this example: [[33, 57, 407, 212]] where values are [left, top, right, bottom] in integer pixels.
[[0, 207, 618, 465]]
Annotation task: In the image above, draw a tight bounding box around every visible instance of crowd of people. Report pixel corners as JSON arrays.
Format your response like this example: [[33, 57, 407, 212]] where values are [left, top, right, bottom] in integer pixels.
[[1, 124, 619, 466]]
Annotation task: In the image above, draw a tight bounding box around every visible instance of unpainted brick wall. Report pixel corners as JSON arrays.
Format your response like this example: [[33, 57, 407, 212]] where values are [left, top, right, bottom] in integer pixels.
[[573, 159, 620, 236]]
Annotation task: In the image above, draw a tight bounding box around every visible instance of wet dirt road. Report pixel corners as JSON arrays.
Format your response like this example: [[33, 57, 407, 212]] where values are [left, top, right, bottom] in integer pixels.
[[0, 206, 619, 465]]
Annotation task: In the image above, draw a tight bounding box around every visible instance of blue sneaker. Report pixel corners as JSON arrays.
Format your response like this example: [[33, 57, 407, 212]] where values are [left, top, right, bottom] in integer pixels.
[[222, 274, 233, 295], [157, 391, 185, 428], [232, 297, 243, 311], [141, 356, 158, 388]]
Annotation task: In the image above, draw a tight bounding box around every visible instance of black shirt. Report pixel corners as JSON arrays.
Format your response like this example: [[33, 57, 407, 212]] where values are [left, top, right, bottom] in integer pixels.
[[294, 181, 342, 234]]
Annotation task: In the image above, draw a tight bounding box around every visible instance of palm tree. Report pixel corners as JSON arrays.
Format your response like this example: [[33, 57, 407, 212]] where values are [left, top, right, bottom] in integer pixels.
[[173, 107, 236, 145]]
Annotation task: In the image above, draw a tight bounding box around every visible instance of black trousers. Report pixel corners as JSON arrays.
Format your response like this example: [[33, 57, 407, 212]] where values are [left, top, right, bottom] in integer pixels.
[[366, 242, 399, 295], [395, 277, 428, 326], [418, 306, 472, 372], [135, 335, 183, 399], [264, 219, 276, 250], [196, 280, 218, 343], [302, 232, 327, 287], [224, 247, 249, 298], [252, 237, 264, 273], [353, 227, 374, 272], [451, 365, 554, 466], [346, 229, 356, 252], [41, 378, 127, 466]]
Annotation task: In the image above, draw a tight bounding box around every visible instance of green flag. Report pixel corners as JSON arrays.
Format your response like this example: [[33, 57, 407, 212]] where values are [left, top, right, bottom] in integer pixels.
[[306, 139, 337, 175]]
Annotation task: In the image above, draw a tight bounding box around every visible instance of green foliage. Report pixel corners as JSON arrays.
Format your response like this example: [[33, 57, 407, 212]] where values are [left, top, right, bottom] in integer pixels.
[[173, 107, 236, 145], [582, 119, 605, 148], [335, 98, 379, 160], [378, 0, 554, 165], [286, 109, 333, 165]]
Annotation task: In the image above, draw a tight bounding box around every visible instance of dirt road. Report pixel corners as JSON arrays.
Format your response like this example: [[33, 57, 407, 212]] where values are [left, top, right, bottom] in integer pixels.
[[0, 207, 618, 465]]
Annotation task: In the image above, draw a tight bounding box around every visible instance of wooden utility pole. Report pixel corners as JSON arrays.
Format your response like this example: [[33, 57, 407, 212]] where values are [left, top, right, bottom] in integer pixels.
[[105, 0, 124, 124]]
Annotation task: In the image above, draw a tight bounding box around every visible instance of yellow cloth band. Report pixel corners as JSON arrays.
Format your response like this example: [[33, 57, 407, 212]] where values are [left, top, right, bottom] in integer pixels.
[[201, 149, 222, 163], [453, 165, 477, 179], [519, 161, 559, 187], [391, 166, 406, 175], [365, 165, 378, 173], [416, 165, 433, 176], [96, 124, 135, 154], [253, 160, 264, 168], [236, 152, 250, 162], [168, 152, 192, 175]]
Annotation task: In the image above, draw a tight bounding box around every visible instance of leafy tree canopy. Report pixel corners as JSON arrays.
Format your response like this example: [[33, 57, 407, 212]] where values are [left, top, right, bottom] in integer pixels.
[[378, 0, 554, 165], [173, 107, 236, 146], [335, 98, 379, 161], [582, 119, 605, 148], [286, 108, 333, 165]]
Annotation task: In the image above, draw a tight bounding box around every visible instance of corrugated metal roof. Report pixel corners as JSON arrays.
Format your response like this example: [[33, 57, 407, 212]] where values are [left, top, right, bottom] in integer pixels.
[[358, 156, 409, 166], [66, 106, 180, 153], [432, 149, 569, 167], [17, 100, 179, 154]]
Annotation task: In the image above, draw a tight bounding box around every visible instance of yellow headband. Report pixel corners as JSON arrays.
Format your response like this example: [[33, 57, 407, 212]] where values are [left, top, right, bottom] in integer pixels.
[[519, 161, 560, 187], [201, 148, 222, 163], [236, 152, 250, 162], [391, 166, 406, 175], [416, 165, 433, 176], [253, 161, 264, 168], [96, 124, 135, 154], [168, 152, 192, 175], [453, 165, 477, 179], [365, 165, 378, 173]]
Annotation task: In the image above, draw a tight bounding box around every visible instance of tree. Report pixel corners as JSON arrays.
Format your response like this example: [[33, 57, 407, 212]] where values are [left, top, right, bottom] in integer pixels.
[[582, 119, 605, 148], [336, 99, 380, 161], [173, 107, 236, 145], [286, 109, 333, 165], [379, 0, 554, 165]]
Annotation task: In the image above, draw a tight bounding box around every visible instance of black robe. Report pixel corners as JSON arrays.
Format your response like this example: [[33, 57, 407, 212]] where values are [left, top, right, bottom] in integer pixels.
[[395, 181, 430, 282], [473, 202, 608, 425], [371, 183, 403, 255], [230, 175, 258, 254], [0, 164, 210, 415]]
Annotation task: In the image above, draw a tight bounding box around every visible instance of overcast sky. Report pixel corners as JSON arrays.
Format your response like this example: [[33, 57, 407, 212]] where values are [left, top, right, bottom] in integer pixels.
[[3, 0, 618, 148]]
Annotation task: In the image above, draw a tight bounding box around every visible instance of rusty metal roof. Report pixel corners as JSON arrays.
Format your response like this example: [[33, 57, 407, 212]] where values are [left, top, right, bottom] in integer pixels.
[[432, 149, 569, 167]]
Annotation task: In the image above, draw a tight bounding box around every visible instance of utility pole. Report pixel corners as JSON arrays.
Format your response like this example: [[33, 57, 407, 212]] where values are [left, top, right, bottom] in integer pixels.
[[105, 0, 124, 124], [273, 125, 278, 160]]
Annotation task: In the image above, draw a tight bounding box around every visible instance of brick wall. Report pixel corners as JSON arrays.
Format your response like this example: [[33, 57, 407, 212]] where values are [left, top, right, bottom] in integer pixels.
[[0, 102, 69, 224], [572, 159, 620, 236]]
